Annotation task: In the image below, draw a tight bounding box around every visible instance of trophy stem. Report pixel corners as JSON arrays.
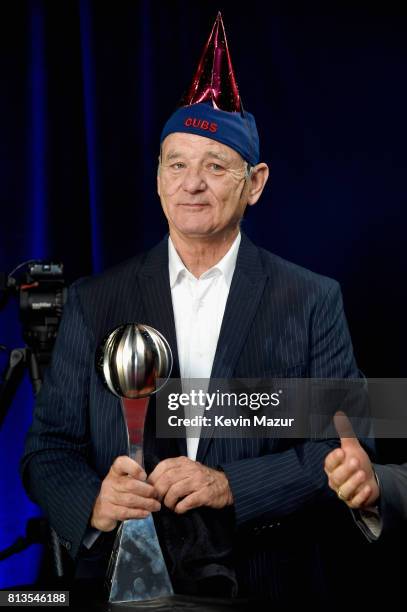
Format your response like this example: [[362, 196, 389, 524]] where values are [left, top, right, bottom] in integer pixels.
[[106, 397, 173, 603]]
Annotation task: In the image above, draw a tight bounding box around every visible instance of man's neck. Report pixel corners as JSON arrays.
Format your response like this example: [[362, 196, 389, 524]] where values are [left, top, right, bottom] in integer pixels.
[[169, 229, 240, 278]]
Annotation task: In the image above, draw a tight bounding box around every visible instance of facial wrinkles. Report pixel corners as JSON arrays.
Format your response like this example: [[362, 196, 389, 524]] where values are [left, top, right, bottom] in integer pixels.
[[161, 160, 247, 199], [225, 165, 247, 183]]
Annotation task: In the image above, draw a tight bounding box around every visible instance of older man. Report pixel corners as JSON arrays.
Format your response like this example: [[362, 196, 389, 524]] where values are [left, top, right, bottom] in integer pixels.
[[21, 14, 364, 604], [91, 130, 269, 530]]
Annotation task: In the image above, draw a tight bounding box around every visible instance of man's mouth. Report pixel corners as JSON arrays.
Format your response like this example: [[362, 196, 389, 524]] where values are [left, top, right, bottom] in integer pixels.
[[178, 202, 209, 208]]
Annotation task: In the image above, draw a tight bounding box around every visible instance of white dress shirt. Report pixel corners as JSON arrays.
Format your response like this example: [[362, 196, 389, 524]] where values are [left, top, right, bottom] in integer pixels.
[[169, 233, 241, 460]]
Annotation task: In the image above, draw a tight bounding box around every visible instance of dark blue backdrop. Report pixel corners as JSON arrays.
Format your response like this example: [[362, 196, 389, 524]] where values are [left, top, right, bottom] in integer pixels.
[[1, 0, 406, 588]]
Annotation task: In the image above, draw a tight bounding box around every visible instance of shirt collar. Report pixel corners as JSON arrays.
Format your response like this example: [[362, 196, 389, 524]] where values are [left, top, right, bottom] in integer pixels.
[[168, 232, 241, 289]]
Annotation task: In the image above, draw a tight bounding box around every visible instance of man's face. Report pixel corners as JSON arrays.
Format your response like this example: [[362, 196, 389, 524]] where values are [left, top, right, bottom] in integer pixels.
[[157, 132, 251, 240]]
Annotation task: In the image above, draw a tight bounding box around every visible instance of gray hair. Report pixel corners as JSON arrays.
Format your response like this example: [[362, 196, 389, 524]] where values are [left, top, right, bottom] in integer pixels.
[[244, 162, 253, 180]]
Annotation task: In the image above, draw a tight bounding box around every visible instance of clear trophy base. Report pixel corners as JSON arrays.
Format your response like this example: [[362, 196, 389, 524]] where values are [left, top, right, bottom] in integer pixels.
[[107, 514, 173, 603]]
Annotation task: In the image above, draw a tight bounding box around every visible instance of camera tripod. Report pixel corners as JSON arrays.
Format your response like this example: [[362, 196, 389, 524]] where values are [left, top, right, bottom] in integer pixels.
[[0, 260, 68, 585], [0, 346, 65, 580]]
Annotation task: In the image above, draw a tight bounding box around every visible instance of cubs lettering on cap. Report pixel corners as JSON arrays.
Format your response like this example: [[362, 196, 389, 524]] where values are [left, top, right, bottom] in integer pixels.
[[184, 118, 218, 133]]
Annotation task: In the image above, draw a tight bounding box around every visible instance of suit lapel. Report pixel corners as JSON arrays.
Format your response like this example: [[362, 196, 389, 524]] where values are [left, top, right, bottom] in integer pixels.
[[136, 238, 180, 378], [196, 233, 268, 462], [136, 238, 186, 456]]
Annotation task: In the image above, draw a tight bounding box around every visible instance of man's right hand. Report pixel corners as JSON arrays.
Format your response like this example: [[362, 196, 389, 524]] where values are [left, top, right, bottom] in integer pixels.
[[90, 456, 161, 531]]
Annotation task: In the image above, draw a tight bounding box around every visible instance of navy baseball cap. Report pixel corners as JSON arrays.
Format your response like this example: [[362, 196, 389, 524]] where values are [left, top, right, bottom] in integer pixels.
[[160, 102, 260, 167]]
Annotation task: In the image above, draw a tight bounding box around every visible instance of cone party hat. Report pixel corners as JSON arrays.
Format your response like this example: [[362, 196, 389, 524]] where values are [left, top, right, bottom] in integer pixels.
[[180, 12, 241, 113]]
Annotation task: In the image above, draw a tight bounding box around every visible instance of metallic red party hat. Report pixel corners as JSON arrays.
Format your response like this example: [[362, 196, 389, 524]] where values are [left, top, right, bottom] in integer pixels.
[[180, 12, 241, 113]]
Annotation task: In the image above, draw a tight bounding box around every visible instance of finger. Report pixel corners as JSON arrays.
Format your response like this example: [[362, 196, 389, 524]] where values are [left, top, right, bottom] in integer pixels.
[[324, 448, 345, 473], [174, 490, 206, 514], [152, 463, 202, 498], [148, 456, 192, 484], [111, 456, 147, 480], [107, 492, 161, 512], [347, 485, 372, 509], [337, 470, 367, 501], [112, 477, 159, 498], [333, 412, 360, 451], [106, 503, 151, 522], [152, 467, 192, 499], [348, 456, 361, 470], [329, 461, 360, 489], [163, 478, 195, 510]]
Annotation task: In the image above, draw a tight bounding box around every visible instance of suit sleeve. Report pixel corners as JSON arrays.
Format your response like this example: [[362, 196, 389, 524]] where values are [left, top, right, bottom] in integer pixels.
[[20, 281, 102, 559], [220, 281, 368, 527], [375, 463, 407, 534]]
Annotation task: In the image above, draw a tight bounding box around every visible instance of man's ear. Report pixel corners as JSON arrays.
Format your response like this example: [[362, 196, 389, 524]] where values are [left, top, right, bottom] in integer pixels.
[[247, 163, 269, 206], [157, 151, 162, 197]]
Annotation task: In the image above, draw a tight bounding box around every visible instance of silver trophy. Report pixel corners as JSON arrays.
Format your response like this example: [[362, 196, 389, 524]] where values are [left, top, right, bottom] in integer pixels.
[[96, 323, 174, 604]]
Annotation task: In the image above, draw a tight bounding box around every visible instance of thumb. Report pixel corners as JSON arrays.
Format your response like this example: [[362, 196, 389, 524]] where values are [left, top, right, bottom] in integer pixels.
[[333, 411, 361, 451]]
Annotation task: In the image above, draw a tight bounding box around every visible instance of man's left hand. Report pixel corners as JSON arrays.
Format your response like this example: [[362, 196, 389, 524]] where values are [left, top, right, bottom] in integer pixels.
[[147, 456, 233, 513], [324, 412, 379, 509]]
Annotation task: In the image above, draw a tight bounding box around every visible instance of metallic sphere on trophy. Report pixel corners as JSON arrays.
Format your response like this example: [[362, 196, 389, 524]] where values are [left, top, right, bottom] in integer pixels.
[[96, 323, 173, 399]]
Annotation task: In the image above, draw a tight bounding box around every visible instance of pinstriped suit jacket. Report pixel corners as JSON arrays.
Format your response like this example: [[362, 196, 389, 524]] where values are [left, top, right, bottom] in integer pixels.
[[21, 232, 359, 601]]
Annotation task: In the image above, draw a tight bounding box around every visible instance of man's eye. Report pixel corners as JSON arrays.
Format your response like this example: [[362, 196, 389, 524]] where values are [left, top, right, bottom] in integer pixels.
[[170, 162, 185, 170], [208, 163, 224, 172]]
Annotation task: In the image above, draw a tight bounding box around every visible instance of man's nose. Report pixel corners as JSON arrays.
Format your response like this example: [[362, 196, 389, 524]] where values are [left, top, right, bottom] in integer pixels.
[[181, 167, 206, 192]]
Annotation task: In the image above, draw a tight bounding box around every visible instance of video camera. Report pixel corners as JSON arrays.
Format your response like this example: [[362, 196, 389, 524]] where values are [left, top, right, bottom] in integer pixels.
[[1, 261, 67, 357]]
